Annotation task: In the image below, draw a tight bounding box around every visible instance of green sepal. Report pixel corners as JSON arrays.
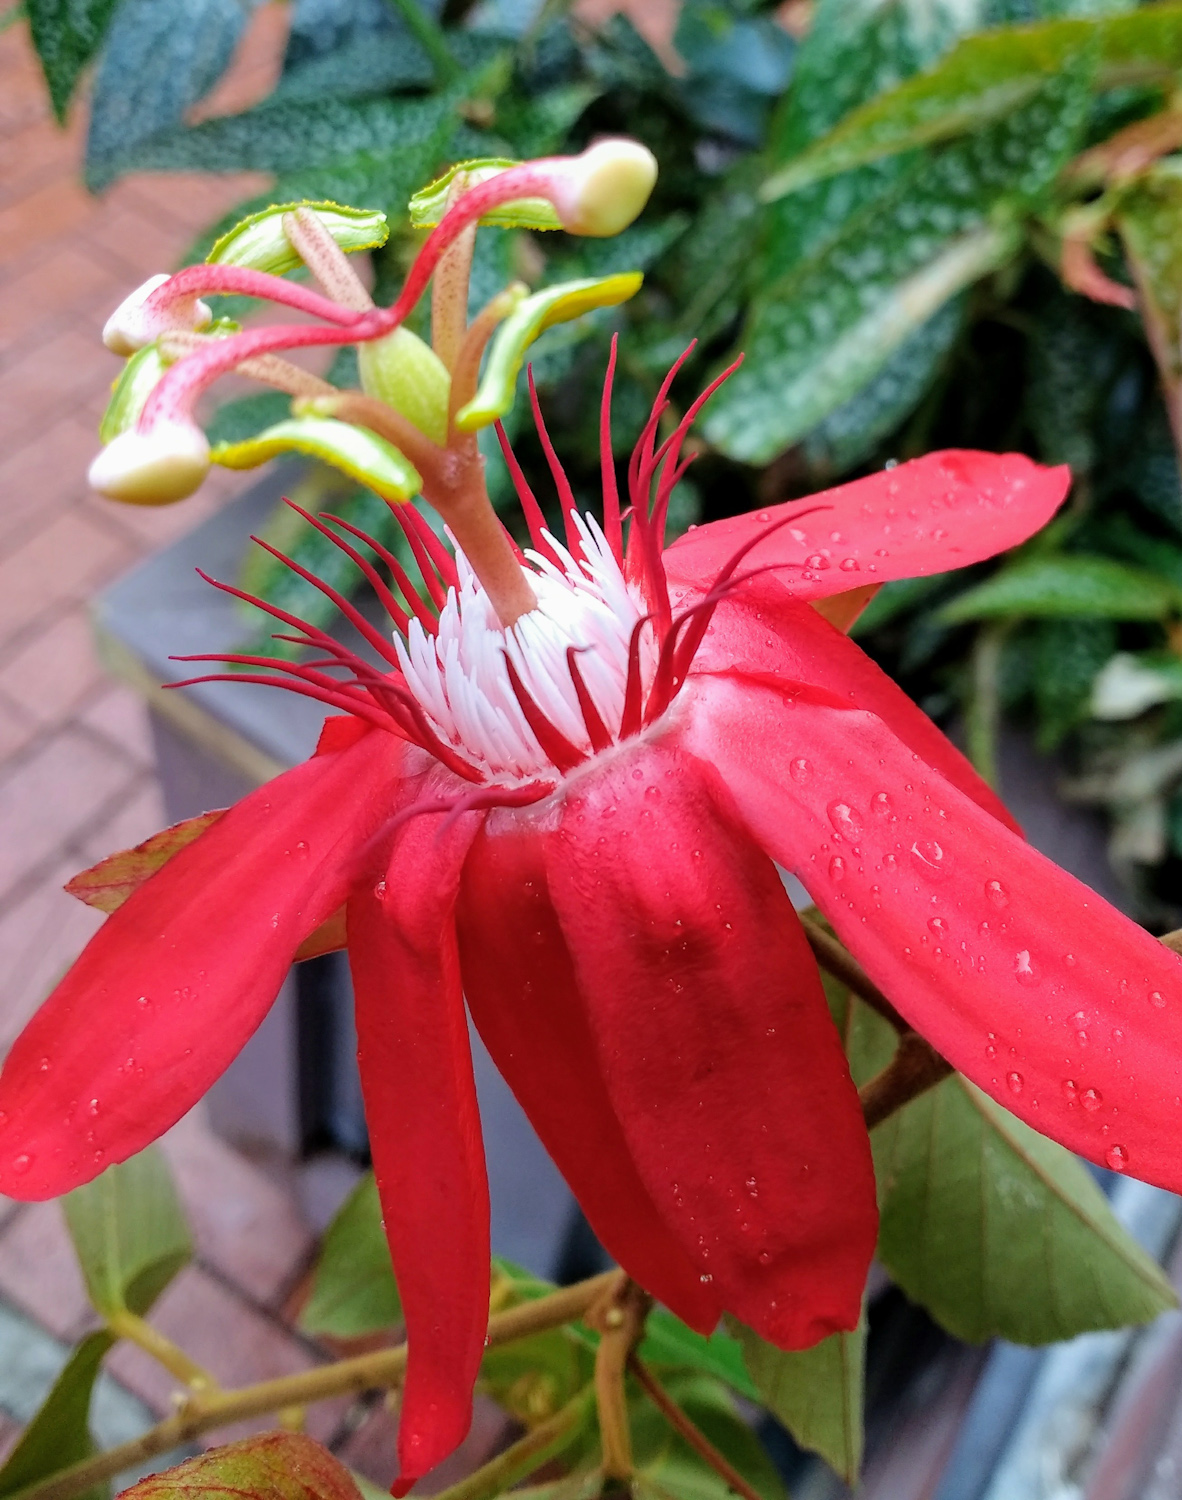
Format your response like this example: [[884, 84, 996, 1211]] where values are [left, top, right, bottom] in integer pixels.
[[455, 273, 643, 431], [409, 158, 564, 231], [211, 416, 422, 502], [207, 200, 389, 277], [357, 326, 451, 445]]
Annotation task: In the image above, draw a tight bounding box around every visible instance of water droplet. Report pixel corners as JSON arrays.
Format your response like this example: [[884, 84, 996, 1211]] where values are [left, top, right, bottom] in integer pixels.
[[789, 758, 812, 782], [928, 917, 949, 937], [1014, 950, 1038, 987], [373, 880, 387, 900], [1062, 1078, 1078, 1103], [839, 557, 860, 572], [985, 879, 1010, 909], [827, 799, 863, 839], [136, 994, 151, 1008], [1081, 1087, 1103, 1112], [804, 554, 831, 570], [1105, 1144, 1129, 1172], [758, 1251, 772, 1266], [1006, 1071, 1024, 1095], [644, 784, 661, 801], [1064, 953, 1076, 968], [699, 1273, 714, 1284], [87, 1098, 100, 1116], [870, 791, 894, 819], [1150, 990, 1166, 1009], [910, 839, 947, 877], [829, 856, 846, 881], [294, 840, 309, 858], [37, 1057, 49, 1073], [11, 1154, 30, 1176], [745, 1176, 758, 1197], [881, 852, 899, 871]]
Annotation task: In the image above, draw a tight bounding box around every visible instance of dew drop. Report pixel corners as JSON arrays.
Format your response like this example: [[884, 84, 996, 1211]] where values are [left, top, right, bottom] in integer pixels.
[[294, 840, 309, 858], [699, 1273, 714, 1284], [827, 799, 863, 838], [985, 879, 1010, 909], [1062, 1078, 1078, 1103], [758, 1251, 772, 1266], [871, 791, 894, 819], [910, 839, 948, 877], [789, 758, 812, 782], [1014, 950, 1038, 987], [928, 917, 949, 937], [829, 856, 846, 882], [11, 1154, 30, 1176], [136, 995, 151, 1009], [374, 879, 388, 900], [1081, 1087, 1103, 1112], [644, 784, 661, 801], [1105, 1144, 1129, 1172], [745, 1176, 758, 1198], [804, 554, 831, 570], [881, 852, 899, 871], [1006, 1071, 1024, 1095], [839, 557, 860, 572], [87, 1098, 100, 1116], [37, 1057, 49, 1073], [1150, 990, 1167, 1009]]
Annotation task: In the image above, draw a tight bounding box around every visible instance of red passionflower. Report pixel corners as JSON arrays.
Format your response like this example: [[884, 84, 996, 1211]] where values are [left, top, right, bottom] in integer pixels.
[[5, 341, 1182, 1487]]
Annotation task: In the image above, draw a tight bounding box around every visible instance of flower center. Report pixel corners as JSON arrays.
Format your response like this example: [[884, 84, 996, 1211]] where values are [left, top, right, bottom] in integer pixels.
[[395, 513, 650, 784]]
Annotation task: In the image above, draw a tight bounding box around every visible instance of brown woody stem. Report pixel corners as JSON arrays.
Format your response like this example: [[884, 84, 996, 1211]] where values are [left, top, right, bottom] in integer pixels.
[[585, 1274, 651, 1480], [859, 1031, 953, 1129], [11, 1271, 620, 1500], [800, 916, 908, 1032], [629, 1357, 765, 1500]]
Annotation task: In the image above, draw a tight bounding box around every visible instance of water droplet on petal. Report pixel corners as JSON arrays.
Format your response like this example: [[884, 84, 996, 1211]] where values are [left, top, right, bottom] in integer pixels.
[[1062, 1078, 1078, 1103], [804, 554, 831, 570], [37, 1057, 49, 1073], [699, 1273, 714, 1284], [827, 799, 863, 838], [1064, 953, 1076, 968], [910, 840, 948, 878], [374, 880, 387, 900], [985, 879, 1010, 909], [839, 557, 860, 572], [1014, 950, 1038, 987], [758, 1251, 772, 1266], [87, 1099, 100, 1116], [790, 758, 812, 782], [1106, 1144, 1129, 1172], [829, 856, 846, 881], [871, 792, 894, 819], [11, 1154, 31, 1176], [1150, 990, 1166, 1009], [645, 784, 661, 802], [928, 917, 949, 937], [1006, 1071, 1024, 1095], [1081, 1087, 1103, 1112]]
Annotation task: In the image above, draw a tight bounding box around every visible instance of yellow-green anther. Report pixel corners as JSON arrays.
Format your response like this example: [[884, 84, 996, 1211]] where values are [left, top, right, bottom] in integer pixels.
[[409, 159, 564, 232], [454, 272, 644, 431], [357, 327, 451, 446], [99, 343, 170, 443], [207, 202, 389, 277], [210, 416, 423, 503]]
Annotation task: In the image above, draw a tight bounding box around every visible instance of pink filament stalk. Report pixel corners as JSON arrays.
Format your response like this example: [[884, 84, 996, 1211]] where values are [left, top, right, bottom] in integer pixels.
[[145, 263, 369, 328]]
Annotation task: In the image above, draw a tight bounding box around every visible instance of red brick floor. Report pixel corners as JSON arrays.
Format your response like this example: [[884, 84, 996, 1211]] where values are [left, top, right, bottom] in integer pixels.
[[0, 7, 432, 1481]]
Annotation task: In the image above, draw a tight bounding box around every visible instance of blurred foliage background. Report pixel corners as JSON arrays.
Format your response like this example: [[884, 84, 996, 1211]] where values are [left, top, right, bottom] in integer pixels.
[[19, 0, 1182, 922]]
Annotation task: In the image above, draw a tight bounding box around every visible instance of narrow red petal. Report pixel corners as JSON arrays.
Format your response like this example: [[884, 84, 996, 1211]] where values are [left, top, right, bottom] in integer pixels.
[[457, 814, 723, 1332], [347, 779, 489, 1494], [543, 738, 877, 1348], [0, 730, 405, 1199], [685, 579, 1020, 834], [664, 451, 1071, 599], [686, 672, 1182, 1193]]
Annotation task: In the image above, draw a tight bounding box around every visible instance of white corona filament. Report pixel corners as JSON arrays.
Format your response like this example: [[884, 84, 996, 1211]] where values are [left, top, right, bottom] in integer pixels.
[[395, 513, 654, 784]]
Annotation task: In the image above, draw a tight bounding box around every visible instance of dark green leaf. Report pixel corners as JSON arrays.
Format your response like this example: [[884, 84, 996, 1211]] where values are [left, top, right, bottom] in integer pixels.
[[479, 1260, 591, 1423], [940, 556, 1182, 622], [26, 0, 119, 120], [86, 0, 257, 190], [638, 1310, 759, 1401], [300, 1171, 401, 1338], [62, 1147, 191, 1319], [633, 1372, 787, 1500], [726, 1318, 864, 1484], [0, 1331, 114, 1500], [119, 1433, 363, 1500]]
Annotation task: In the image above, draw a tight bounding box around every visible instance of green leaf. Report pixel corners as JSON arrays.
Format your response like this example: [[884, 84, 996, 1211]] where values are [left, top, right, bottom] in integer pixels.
[[633, 1372, 788, 1500], [638, 1310, 759, 1402], [62, 1147, 191, 1319], [300, 1172, 402, 1338], [726, 1318, 865, 1484], [1116, 160, 1182, 389], [98, 343, 168, 444], [211, 417, 422, 503], [409, 157, 564, 231], [119, 1433, 364, 1500], [86, 0, 257, 190], [455, 273, 644, 431], [26, 0, 119, 120], [479, 1260, 592, 1423], [0, 1331, 114, 1500], [940, 556, 1182, 622], [207, 201, 389, 278], [763, 5, 1182, 198], [874, 1075, 1177, 1343]]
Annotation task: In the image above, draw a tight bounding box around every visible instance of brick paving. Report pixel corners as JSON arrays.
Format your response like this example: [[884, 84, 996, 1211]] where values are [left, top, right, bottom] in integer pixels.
[[0, 8, 425, 1484]]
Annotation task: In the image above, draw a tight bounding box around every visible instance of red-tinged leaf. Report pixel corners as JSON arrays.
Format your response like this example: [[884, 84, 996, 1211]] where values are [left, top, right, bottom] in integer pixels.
[[117, 1433, 363, 1500], [295, 906, 348, 962], [65, 811, 226, 914]]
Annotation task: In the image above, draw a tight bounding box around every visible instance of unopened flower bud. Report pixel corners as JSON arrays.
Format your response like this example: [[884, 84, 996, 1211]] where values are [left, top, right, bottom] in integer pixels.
[[102, 275, 213, 356], [358, 328, 450, 445], [551, 139, 658, 237], [88, 422, 210, 505]]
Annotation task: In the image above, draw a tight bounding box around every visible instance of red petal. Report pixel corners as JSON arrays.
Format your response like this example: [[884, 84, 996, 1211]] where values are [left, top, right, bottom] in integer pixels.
[[686, 578, 1020, 834], [347, 782, 489, 1494], [456, 816, 724, 1332], [664, 450, 1070, 598], [543, 738, 877, 1348], [687, 673, 1182, 1193], [0, 730, 404, 1199]]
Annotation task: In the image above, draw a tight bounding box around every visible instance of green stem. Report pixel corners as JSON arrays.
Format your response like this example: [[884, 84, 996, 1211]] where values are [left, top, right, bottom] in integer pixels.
[[384, 0, 460, 82], [105, 1309, 217, 1392], [431, 1390, 594, 1500], [11, 1271, 618, 1500], [966, 623, 1009, 789]]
